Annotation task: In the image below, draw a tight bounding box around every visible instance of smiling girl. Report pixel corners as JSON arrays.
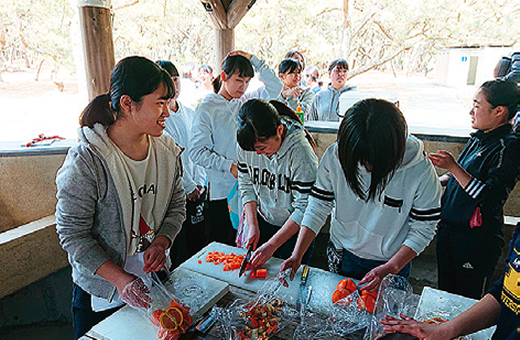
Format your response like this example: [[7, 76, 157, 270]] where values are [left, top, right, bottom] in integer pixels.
[[431, 79, 520, 299], [277, 58, 315, 119], [190, 51, 283, 246], [56, 56, 186, 339]]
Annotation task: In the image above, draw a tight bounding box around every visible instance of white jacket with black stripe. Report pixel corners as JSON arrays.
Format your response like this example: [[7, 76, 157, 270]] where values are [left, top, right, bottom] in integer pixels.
[[302, 135, 442, 261], [237, 118, 318, 226]]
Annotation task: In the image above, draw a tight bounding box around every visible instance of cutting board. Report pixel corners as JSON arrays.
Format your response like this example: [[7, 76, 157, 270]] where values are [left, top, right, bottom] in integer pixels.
[[180, 241, 353, 313], [87, 267, 229, 340], [414, 287, 495, 339]]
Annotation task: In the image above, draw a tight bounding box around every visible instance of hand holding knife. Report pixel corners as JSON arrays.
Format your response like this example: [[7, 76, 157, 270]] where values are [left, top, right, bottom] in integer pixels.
[[239, 243, 254, 277]]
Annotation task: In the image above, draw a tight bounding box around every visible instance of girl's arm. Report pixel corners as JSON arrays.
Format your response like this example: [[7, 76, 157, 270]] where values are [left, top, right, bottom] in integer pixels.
[[300, 88, 315, 115]]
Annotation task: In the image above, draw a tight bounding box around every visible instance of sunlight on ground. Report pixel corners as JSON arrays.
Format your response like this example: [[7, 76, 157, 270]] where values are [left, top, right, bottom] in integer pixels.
[[0, 68, 477, 143]]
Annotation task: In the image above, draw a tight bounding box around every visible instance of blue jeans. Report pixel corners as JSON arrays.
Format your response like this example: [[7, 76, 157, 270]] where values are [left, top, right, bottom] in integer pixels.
[[327, 241, 411, 280], [71, 284, 121, 339]]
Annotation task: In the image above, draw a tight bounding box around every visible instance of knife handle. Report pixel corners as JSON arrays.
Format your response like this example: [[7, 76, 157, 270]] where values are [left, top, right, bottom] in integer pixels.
[[301, 265, 309, 285]]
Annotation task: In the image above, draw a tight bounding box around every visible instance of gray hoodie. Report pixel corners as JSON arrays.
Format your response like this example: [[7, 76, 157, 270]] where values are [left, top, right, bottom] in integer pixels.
[[308, 83, 357, 122], [237, 118, 318, 226], [55, 124, 185, 299]]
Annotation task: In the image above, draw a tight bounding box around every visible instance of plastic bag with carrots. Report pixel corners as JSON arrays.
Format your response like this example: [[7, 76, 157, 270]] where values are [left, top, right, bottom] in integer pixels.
[[130, 273, 194, 340], [213, 269, 299, 339]]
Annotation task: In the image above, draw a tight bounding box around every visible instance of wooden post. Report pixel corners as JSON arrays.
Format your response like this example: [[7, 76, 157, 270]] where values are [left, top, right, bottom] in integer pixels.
[[78, 1, 115, 100], [201, 0, 256, 68], [215, 29, 234, 68]]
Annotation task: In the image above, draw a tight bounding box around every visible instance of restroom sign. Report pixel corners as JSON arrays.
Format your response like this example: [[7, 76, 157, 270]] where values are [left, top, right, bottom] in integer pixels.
[[462, 56, 468, 62]]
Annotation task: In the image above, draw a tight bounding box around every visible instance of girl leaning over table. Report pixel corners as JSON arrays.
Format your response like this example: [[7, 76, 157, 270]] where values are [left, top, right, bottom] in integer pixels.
[[55, 56, 186, 339], [236, 99, 318, 267], [281, 99, 442, 292]]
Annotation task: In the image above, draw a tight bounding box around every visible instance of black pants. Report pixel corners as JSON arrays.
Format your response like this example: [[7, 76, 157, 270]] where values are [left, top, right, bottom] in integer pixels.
[[436, 223, 504, 299], [207, 198, 237, 246], [257, 214, 314, 264], [170, 196, 208, 268], [71, 284, 120, 339]]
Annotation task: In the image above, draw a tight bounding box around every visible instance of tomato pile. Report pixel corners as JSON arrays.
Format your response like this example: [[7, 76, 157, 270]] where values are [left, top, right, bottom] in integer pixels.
[[235, 297, 283, 340], [150, 298, 193, 340], [331, 278, 378, 314]]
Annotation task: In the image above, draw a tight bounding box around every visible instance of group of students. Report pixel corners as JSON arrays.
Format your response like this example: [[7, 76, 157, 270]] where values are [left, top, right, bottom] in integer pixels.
[[55, 50, 519, 340]]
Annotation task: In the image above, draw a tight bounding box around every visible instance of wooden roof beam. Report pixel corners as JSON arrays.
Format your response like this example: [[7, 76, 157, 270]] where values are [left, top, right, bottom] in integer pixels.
[[227, 0, 257, 29], [200, 0, 228, 30]]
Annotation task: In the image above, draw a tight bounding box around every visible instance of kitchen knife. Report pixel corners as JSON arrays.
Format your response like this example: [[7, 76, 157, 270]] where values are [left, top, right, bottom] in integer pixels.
[[296, 265, 311, 313], [239, 243, 254, 277], [179, 313, 217, 340]]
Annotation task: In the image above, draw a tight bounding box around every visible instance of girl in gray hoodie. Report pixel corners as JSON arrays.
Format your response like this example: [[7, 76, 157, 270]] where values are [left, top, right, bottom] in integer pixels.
[[55, 56, 185, 339], [237, 99, 318, 267]]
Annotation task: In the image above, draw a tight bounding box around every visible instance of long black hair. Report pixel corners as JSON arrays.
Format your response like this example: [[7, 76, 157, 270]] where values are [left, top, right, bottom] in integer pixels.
[[213, 55, 254, 93], [337, 98, 407, 201], [79, 56, 175, 128], [479, 79, 519, 121], [237, 99, 316, 151]]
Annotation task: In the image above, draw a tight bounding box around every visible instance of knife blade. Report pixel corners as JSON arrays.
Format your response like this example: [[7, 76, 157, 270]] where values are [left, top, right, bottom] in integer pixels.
[[179, 313, 217, 340], [296, 266, 311, 313], [239, 243, 254, 277]]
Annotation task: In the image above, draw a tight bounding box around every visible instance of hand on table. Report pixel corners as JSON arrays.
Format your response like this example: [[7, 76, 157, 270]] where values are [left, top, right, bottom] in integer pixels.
[[279, 255, 302, 287], [428, 151, 457, 171], [357, 262, 394, 292], [250, 242, 276, 268], [381, 314, 453, 340]]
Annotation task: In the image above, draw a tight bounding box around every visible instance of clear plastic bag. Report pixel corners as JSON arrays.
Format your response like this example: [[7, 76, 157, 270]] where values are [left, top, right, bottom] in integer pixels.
[[128, 273, 194, 340], [212, 269, 299, 339], [364, 274, 417, 340]]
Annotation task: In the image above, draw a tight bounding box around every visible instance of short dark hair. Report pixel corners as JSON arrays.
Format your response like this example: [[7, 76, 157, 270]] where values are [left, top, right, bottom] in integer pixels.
[[80, 56, 175, 128], [237, 99, 281, 152], [479, 79, 519, 120], [279, 58, 302, 75], [156, 60, 179, 78], [199, 64, 213, 74], [337, 98, 407, 201], [328, 58, 349, 72]]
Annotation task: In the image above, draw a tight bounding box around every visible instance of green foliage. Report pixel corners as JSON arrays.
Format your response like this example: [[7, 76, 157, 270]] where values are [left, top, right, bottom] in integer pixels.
[[0, 0, 517, 76]]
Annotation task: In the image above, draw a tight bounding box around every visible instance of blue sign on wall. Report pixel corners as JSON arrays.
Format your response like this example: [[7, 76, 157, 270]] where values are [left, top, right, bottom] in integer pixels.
[[462, 56, 468, 62]]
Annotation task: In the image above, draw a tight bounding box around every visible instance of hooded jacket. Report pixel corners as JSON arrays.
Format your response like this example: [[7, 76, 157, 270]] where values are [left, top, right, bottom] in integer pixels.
[[189, 56, 283, 200], [302, 135, 442, 261], [237, 118, 318, 226], [164, 101, 206, 195], [308, 83, 357, 122], [55, 124, 185, 299]]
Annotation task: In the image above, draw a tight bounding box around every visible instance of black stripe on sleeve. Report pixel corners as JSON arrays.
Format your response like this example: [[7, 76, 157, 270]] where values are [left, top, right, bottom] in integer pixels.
[[310, 186, 335, 202], [409, 207, 441, 221]]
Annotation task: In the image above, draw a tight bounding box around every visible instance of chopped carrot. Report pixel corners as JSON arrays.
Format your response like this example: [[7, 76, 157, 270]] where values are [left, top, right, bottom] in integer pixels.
[[255, 269, 267, 278], [197, 260, 202, 264]]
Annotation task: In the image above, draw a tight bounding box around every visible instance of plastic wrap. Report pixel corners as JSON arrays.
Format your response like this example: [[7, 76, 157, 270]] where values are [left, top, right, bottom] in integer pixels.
[[128, 273, 194, 340], [364, 274, 418, 340], [212, 269, 299, 339]]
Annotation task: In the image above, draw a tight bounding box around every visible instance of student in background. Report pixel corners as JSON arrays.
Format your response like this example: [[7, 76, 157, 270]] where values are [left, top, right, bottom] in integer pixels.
[[308, 58, 356, 122], [277, 58, 315, 118], [156, 60, 207, 267], [431, 79, 520, 299], [304, 66, 322, 94], [236, 99, 318, 266], [280, 99, 442, 292], [190, 51, 283, 247], [196, 64, 215, 104], [56, 56, 185, 339]]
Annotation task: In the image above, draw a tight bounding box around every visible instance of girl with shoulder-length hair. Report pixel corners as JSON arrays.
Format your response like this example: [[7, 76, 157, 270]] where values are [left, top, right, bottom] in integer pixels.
[[56, 56, 186, 339], [281, 98, 442, 292], [431, 79, 520, 299], [236, 99, 318, 267], [189, 51, 283, 247]]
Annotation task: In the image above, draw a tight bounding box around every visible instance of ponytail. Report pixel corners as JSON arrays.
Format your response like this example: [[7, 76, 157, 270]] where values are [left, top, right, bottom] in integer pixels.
[[79, 93, 117, 128], [269, 100, 317, 151]]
